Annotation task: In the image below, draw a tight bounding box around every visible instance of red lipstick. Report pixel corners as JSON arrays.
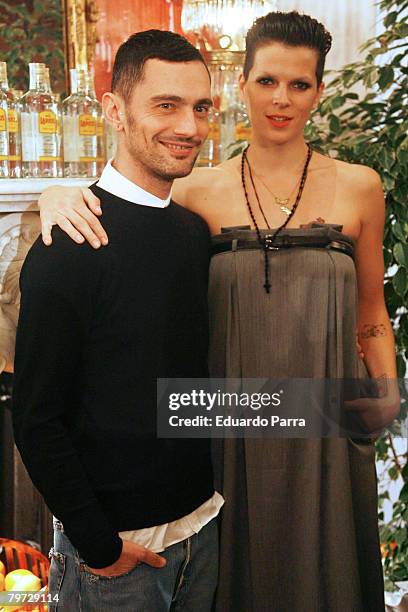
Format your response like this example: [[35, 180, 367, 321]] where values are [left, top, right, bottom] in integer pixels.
[[266, 114, 292, 128]]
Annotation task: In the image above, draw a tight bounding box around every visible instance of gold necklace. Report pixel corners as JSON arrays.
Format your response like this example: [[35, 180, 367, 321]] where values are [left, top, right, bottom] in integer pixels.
[[251, 158, 306, 216], [255, 174, 300, 215]]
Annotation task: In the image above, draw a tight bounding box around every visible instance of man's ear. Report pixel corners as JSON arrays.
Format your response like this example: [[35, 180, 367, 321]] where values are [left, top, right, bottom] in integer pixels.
[[102, 92, 125, 131]]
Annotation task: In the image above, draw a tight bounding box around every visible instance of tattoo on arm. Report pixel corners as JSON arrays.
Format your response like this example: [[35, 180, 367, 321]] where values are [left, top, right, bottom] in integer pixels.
[[361, 324, 387, 339]]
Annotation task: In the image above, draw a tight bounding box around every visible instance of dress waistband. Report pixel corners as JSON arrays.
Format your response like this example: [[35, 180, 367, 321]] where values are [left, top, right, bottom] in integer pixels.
[[212, 237, 354, 258]]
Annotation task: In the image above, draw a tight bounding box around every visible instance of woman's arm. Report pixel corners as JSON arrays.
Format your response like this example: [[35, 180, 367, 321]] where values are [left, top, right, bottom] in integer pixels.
[[38, 185, 108, 247], [37, 168, 204, 248], [346, 166, 400, 432], [355, 167, 397, 379]]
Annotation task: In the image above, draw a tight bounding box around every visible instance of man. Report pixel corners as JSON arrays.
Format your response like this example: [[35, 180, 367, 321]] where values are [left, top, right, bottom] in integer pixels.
[[12, 30, 223, 612]]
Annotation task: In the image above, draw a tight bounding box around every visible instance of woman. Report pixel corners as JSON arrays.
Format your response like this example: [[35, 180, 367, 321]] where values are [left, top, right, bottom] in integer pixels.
[[37, 12, 398, 611]]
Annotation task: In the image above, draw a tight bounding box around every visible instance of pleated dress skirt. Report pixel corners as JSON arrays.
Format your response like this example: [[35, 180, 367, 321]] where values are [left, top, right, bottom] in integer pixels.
[[208, 227, 384, 612]]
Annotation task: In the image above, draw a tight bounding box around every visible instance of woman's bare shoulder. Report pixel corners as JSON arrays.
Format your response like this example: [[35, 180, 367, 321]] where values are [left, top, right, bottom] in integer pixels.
[[173, 159, 241, 207], [332, 157, 385, 226], [333, 157, 382, 191]]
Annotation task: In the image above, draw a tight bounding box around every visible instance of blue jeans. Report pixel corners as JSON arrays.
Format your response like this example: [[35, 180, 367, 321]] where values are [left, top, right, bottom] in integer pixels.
[[48, 518, 218, 612]]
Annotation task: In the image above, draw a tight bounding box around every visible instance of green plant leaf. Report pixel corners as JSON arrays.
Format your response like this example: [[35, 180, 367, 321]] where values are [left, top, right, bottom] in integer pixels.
[[391, 221, 407, 242], [400, 482, 408, 503], [391, 565, 408, 581], [389, 465, 400, 480], [345, 92, 359, 100], [378, 147, 395, 171], [384, 11, 398, 27], [395, 527, 407, 545], [392, 267, 408, 297], [394, 243, 408, 268], [329, 115, 342, 135]]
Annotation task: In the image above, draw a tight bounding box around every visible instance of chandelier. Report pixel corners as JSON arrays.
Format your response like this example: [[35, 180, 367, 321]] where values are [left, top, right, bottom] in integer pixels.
[[181, 0, 279, 51]]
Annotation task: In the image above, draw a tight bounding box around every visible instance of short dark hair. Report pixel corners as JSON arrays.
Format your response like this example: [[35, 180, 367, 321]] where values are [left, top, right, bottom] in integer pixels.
[[243, 11, 332, 85], [112, 29, 209, 101]]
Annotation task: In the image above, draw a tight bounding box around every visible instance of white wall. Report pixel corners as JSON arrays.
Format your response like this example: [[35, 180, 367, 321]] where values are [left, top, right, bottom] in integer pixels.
[[277, 0, 378, 71]]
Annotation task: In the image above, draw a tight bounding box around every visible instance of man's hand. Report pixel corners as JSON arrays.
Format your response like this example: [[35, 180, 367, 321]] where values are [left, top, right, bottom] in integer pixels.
[[38, 186, 108, 248], [85, 539, 166, 577]]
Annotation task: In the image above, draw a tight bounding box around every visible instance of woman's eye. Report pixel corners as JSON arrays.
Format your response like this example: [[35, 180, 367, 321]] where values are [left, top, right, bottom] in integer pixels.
[[293, 82, 311, 90]]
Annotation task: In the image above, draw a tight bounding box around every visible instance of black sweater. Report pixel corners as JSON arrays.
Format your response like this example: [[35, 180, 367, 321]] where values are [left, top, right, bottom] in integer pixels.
[[12, 186, 214, 568]]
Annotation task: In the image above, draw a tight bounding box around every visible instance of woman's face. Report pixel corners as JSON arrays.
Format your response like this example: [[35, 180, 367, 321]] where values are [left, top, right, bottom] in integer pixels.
[[240, 42, 324, 145]]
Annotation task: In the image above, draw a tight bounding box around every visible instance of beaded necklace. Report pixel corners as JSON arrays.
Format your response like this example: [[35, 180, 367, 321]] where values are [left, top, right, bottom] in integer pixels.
[[241, 144, 313, 293]]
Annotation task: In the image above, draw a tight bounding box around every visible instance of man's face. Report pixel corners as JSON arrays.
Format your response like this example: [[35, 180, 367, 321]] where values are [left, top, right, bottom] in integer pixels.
[[121, 59, 212, 181]]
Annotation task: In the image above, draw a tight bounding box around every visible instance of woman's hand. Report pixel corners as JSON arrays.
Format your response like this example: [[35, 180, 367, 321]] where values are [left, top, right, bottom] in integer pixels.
[[344, 377, 400, 435], [38, 186, 108, 248]]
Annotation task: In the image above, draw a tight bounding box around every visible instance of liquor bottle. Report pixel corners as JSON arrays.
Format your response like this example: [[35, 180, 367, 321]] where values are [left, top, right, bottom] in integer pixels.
[[62, 69, 99, 178], [0, 62, 21, 178], [221, 79, 251, 159], [197, 107, 221, 167], [20, 63, 61, 178], [44, 67, 63, 177], [0, 85, 8, 178], [85, 71, 106, 174]]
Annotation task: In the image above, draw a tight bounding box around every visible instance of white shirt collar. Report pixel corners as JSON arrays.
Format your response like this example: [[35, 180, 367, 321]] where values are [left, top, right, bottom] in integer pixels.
[[96, 159, 171, 208]]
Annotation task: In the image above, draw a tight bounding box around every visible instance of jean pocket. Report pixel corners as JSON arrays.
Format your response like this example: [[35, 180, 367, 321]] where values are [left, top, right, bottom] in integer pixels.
[[80, 561, 142, 582], [48, 547, 66, 607]]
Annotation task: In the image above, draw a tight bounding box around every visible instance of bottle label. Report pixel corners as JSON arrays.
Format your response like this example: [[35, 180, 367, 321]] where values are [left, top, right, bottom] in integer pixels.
[[39, 109, 60, 159], [0, 105, 7, 158], [234, 122, 252, 141], [21, 111, 60, 161], [0, 108, 6, 132], [79, 134, 97, 161], [38, 132, 59, 160], [39, 110, 57, 134], [7, 109, 19, 133], [79, 114, 96, 136]]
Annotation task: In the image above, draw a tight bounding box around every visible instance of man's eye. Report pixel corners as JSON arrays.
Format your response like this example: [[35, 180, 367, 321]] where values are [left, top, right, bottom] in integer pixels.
[[195, 106, 210, 114], [159, 103, 174, 110], [258, 78, 274, 85]]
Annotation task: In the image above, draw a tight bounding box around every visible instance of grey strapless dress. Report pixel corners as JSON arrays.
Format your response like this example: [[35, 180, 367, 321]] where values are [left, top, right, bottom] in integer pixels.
[[208, 227, 384, 612]]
